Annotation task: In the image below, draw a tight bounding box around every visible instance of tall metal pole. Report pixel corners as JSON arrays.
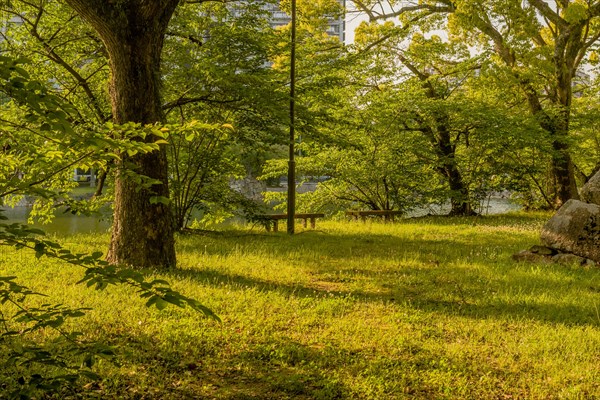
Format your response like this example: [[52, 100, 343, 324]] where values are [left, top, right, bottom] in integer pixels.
[[287, 0, 297, 235]]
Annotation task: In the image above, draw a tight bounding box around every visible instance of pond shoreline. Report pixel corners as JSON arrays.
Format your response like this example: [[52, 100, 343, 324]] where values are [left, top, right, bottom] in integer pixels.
[[1, 196, 520, 235]]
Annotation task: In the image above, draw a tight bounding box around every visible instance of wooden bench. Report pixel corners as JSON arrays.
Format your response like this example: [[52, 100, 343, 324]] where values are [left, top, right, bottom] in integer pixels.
[[346, 210, 403, 222], [257, 213, 325, 232]]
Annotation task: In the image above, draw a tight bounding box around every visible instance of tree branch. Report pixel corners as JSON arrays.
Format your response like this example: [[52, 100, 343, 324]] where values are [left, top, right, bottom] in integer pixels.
[[356, 1, 455, 22], [162, 96, 240, 113], [528, 0, 567, 29], [166, 31, 203, 47]]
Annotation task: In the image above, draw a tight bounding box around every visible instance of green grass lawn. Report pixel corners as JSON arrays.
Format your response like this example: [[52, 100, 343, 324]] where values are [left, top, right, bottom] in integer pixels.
[[2, 213, 600, 399]]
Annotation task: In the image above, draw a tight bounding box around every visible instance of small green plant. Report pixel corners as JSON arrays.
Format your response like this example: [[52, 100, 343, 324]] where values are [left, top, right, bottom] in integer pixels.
[[0, 211, 219, 397], [0, 55, 219, 398]]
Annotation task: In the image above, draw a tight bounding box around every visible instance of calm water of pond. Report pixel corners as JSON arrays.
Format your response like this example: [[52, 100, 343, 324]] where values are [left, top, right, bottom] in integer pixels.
[[1, 198, 520, 235], [1, 207, 111, 236], [408, 197, 521, 217]]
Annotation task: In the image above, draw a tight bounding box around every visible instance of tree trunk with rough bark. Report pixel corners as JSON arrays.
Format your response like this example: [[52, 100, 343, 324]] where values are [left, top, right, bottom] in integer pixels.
[[63, 0, 179, 268], [410, 75, 476, 217], [548, 24, 582, 207], [431, 116, 475, 217], [549, 122, 579, 208]]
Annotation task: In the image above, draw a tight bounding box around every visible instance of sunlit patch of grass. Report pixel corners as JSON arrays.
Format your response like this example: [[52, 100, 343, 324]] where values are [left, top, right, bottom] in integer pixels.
[[1, 212, 599, 398]]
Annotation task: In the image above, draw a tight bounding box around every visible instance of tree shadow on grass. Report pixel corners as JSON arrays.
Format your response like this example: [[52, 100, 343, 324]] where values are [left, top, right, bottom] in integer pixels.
[[93, 330, 352, 399], [171, 218, 599, 327], [90, 320, 559, 400], [163, 260, 600, 328], [178, 230, 531, 267], [90, 297, 590, 399]]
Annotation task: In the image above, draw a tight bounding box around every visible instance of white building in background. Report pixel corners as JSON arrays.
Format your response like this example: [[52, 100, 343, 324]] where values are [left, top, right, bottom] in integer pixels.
[[263, 1, 346, 42]]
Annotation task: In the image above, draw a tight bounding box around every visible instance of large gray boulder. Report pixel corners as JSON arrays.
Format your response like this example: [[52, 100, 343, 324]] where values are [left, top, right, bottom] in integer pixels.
[[230, 176, 266, 202], [540, 199, 600, 262], [580, 170, 600, 206]]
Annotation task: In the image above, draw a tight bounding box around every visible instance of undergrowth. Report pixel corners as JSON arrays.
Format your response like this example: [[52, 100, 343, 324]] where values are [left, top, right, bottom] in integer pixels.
[[1, 213, 599, 399]]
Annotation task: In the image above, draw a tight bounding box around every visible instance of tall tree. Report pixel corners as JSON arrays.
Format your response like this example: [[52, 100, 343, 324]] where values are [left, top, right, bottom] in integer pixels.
[[353, 27, 482, 215], [1, 0, 288, 263], [353, 0, 600, 207], [60, 0, 180, 268], [285, 31, 546, 215]]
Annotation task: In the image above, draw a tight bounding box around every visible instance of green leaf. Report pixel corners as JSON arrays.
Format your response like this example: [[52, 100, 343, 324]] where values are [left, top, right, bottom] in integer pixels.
[[34, 242, 46, 259], [145, 295, 168, 310], [155, 298, 169, 311], [149, 196, 171, 205], [563, 3, 588, 24]]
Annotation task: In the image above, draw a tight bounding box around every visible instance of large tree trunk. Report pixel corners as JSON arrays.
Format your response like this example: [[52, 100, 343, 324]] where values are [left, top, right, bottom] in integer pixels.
[[549, 27, 581, 207], [446, 167, 474, 216], [521, 81, 578, 209], [470, 5, 581, 209], [549, 123, 578, 208], [416, 79, 476, 217], [64, 0, 180, 268], [432, 117, 475, 216], [520, 22, 583, 208]]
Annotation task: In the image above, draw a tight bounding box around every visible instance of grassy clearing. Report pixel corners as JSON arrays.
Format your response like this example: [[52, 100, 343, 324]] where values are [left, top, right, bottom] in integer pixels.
[[1, 213, 600, 399]]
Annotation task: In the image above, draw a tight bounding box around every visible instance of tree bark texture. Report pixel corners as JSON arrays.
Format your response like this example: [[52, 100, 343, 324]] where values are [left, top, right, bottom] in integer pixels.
[[63, 0, 180, 268], [548, 116, 579, 208], [432, 121, 475, 217], [548, 23, 582, 207]]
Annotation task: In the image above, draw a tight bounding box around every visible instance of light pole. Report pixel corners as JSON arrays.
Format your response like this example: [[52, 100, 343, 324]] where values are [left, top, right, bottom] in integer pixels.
[[287, 0, 297, 235]]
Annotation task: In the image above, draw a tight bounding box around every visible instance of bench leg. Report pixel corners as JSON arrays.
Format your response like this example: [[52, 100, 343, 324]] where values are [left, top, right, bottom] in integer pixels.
[[273, 221, 278, 232], [310, 218, 316, 229], [303, 218, 308, 228], [266, 223, 271, 232]]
